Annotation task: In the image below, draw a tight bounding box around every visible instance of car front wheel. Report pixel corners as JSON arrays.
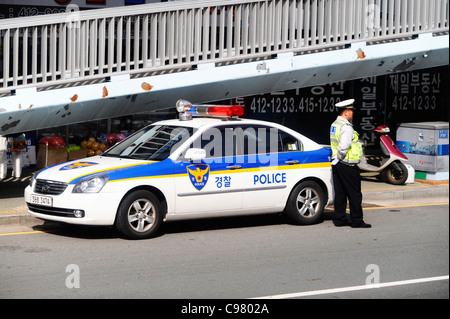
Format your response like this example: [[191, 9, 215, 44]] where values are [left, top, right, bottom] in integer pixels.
[[285, 181, 325, 225], [115, 190, 162, 239]]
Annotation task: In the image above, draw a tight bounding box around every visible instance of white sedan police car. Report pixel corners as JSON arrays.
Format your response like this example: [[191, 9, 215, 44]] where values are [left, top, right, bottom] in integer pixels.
[[25, 100, 334, 239]]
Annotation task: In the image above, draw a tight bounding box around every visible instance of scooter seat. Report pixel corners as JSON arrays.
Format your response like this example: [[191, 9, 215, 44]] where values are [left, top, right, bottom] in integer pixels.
[[358, 162, 380, 171]]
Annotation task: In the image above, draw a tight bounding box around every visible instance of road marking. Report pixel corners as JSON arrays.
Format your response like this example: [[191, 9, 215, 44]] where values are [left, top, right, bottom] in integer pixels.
[[363, 202, 449, 210], [0, 230, 53, 237], [252, 275, 449, 299]]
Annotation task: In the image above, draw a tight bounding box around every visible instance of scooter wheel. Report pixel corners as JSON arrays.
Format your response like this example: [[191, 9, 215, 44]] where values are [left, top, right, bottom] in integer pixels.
[[384, 162, 408, 185]]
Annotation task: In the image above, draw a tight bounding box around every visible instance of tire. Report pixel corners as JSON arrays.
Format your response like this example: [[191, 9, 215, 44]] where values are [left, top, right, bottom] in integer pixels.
[[285, 181, 325, 225], [384, 161, 408, 185], [115, 190, 163, 239]]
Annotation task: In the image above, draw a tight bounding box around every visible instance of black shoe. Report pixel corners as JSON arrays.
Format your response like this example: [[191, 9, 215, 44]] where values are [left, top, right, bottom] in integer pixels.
[[351, 222, 372, 228], [333, 220, 350, 227]]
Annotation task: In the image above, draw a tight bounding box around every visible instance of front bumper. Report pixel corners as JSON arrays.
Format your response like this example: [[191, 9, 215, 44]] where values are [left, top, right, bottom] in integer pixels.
[[24, 185, 122, 226]]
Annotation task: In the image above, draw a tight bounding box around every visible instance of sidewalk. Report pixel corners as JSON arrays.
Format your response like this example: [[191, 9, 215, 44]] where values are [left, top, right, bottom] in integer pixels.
[[0, 169, 33, 225], [0, 169, 448, 226], [359, 172, 448, 206]]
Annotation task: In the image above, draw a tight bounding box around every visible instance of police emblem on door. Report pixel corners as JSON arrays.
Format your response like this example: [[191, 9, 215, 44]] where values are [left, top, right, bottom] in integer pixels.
[[187, 164, 210, 191]]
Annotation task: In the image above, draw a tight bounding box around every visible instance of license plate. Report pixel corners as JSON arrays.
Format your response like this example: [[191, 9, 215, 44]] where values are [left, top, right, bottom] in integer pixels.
[[30, 194, 53, 207]]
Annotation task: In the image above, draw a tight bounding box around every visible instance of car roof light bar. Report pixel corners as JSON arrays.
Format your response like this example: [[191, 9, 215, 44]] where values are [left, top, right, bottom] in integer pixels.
[[176, 99, 244, 121], [190, 105, 244, 118]]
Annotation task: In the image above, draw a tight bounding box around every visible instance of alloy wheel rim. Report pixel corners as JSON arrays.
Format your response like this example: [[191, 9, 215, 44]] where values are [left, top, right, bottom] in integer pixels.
[[296, 187, 320, 217], [127, 198, 155, 232]]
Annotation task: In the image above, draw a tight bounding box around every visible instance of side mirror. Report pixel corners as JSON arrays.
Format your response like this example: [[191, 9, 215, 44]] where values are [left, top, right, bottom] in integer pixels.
[[185, 148, 206, 162]]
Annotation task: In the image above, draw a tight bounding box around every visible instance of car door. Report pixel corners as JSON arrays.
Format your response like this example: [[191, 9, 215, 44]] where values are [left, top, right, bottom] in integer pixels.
[[241, 124, 303, 210], [174, 125, 244, 215]]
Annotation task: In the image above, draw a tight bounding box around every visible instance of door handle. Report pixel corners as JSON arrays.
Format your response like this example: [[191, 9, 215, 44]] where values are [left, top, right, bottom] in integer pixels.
[[285, 160, 299, 165], [226, 165, 242, 169]]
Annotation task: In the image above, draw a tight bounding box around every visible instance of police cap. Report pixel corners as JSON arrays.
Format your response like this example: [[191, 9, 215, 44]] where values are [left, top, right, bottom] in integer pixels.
[[335, 99, 356, 111]]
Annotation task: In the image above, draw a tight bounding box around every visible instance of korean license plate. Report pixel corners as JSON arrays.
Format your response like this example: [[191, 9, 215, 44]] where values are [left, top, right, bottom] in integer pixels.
[[30, 194, 53, 207]]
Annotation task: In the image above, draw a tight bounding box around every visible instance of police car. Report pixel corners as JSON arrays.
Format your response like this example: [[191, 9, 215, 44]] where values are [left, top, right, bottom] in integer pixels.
[[25, 100, 334, 239]]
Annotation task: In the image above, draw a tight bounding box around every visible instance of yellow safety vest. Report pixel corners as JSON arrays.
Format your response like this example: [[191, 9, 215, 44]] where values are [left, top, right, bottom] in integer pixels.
[[330, 119, 362, 164]]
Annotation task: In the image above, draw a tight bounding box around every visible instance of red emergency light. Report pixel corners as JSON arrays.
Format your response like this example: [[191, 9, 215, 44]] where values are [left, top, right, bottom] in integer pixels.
[[176, 99, 244, 120], [191, 105, 244, 117]]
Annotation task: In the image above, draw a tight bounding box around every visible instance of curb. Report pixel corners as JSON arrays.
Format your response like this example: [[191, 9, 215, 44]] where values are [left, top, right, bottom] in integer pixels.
[[0, 211, 37, 226], [362, 185, 449, 202]]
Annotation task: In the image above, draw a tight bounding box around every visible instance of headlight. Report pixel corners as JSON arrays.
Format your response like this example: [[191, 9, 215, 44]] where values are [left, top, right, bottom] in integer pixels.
[[72, 175, 109, 193]]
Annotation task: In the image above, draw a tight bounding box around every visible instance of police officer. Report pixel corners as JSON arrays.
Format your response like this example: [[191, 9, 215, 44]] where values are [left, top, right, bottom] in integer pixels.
[[330, 99, 371, 228]]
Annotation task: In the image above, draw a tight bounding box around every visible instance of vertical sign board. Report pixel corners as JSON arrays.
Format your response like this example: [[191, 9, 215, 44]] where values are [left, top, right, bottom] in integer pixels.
[[385, 67, 448, 127]]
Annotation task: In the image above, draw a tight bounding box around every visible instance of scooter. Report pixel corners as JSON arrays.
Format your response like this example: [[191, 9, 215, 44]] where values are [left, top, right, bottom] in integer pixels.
[[358, 124, 414, 185]]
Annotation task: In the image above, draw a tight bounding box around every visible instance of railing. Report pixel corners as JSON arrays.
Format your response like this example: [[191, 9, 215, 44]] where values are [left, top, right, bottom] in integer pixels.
[[0, 0, 448, 93]]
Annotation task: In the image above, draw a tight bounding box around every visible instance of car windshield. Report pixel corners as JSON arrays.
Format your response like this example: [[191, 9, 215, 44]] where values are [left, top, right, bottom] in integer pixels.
[[103, 125, 193, 161]]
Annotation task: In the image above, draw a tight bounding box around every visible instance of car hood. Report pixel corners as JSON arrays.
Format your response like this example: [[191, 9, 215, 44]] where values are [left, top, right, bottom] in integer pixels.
[[34, 156, 162, 185]]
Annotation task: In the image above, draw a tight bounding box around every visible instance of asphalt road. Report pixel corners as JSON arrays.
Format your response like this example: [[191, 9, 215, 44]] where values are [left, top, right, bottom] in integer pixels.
[[0, 202, 448, 302]]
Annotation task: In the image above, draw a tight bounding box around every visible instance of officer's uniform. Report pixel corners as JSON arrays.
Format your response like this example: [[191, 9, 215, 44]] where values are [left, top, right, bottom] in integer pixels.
[[330, 99, 370, 228]]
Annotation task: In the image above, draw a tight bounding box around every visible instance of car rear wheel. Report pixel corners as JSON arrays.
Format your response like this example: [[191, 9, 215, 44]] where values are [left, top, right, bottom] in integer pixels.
[[285, 181, 325, 225], [116, 190, 162, 239]]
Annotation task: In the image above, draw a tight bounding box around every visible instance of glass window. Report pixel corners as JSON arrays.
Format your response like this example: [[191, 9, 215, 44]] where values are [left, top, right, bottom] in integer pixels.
[[243, 126, 279, 155], [242, 125, 302, 155], [279, 130, 302, 152], [103, 125, 193, 161], [180, 124, 302, 161], [192, 126, 237, 159]]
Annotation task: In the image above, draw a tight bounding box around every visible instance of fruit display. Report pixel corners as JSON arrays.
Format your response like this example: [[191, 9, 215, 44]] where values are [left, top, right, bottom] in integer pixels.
[[81, 137, 107, 156], [39, 136, 66, 148]]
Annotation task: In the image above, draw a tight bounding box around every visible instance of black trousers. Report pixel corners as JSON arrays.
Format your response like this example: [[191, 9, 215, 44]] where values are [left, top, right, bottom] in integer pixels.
[[332, 161, 364, 225]]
